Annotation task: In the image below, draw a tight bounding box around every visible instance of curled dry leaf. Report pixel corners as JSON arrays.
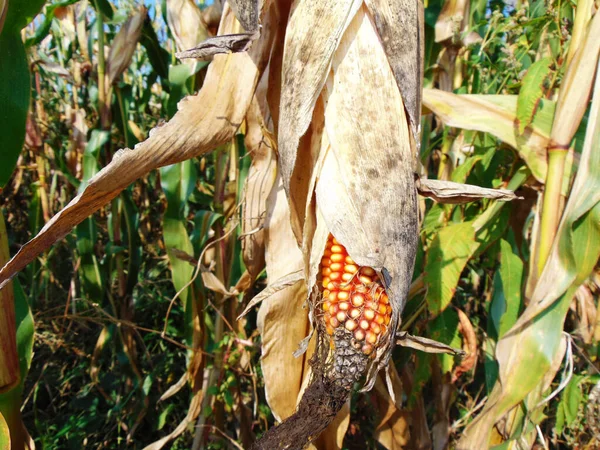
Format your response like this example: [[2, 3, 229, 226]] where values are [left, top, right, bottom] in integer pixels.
[[0, 2, 281, 290], [176, 31, 260, 60], [372, 367, 410, 450], [452, 309, 477, 382], [106, 6, 146, 86], [397, 331, 464, 356], [416, 178, 521, 203], [256, 174, 310, 422]]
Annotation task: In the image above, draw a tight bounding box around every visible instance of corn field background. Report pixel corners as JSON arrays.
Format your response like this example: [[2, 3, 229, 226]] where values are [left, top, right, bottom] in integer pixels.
[[0, 0, 600, 448]]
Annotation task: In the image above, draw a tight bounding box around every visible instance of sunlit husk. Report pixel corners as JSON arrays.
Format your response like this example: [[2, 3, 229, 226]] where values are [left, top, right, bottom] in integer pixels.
[[278, 2, 420, 391], [105, 7, 146, 86], [166, 0, 209, 53]]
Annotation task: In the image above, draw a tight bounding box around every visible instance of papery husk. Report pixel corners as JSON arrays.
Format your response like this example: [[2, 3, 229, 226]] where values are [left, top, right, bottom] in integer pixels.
[[105, 6, 146, 86], [255, 3, 421, 448], [313, 5, 419, 390], [166, 0, 209, 54], [241, 72, 277, 279]]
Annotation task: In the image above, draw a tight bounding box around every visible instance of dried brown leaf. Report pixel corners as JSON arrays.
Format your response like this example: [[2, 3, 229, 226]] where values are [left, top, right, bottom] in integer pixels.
[[452, 309, 478, 382], [106, 6, 146, 86], [396, 331, 464, 356], [176, 32, 260, 60], [417, 178, 521, 203], [0, 3, 281, 289], [166, 0, 208, 53]]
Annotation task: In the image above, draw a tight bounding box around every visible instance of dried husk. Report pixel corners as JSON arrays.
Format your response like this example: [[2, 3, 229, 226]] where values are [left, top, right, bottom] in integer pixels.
[[241, 73, 277, 279], [166, 0, 209, 54], [105, 6, 146, 86], [253, 2, 422, 447]]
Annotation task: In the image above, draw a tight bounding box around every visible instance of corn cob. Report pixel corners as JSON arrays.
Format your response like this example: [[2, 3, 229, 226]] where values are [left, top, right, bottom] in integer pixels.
[[318, 234, 392, 387]]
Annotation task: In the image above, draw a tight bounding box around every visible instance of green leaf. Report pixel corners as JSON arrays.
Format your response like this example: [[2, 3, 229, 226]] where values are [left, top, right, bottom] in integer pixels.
[[425, 208, 508, 315], [0, 412, 8, 450], [461, 61, 600, 449], [490, 239, 524, 339], [451, 155, 482, 184], [80, 130, 110, 191], [0, 34, 30, 188], [91, 0, 114, 20], [428, 308, 461, 373], [167, 63, 208, 117], [3, 0, 45, 33], [554, 374, 583, 435], [161, 161, 199, 347], [13, 280, 33, 383], [140, 19, 170, 81], [517, 57, 552, 134]]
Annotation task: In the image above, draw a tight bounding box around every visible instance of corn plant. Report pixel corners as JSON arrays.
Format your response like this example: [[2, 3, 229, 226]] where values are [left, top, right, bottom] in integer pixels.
[[0, 0, 600, 448]]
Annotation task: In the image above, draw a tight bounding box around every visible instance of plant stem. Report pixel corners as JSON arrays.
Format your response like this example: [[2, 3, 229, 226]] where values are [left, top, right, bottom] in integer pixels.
[[537, 147, 568, 275]]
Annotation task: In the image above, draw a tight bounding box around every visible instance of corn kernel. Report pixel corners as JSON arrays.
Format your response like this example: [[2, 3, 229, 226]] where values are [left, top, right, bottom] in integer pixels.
[[341, 273, 353, 282], [359, 320, 370, 330], [349, 308, 361, 319], [344, 264, 358, 273], [336, 311, 346, 322], [366, 331, 377, 344], [361, 267, 376, 277], [345, 320, 357, 331], [363, 309, 375, 321], [330, 262, 343, 272], [359, 275, 373, 284], [331, 245, 344, 253], [330, 253, 344, 263], [339, 302, 349, 311], [337, 291, 349, 301], [354, 330, 365, 341], [351, 294, 365, 307]]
